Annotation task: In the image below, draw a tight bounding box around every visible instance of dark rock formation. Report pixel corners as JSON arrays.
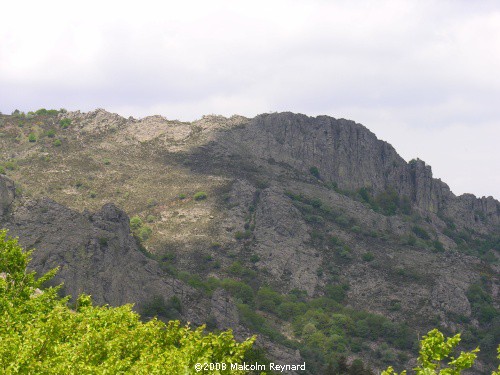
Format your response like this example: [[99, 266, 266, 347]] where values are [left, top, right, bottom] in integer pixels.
[[0, 175, 15, 217], [211, 112, 499, 229]]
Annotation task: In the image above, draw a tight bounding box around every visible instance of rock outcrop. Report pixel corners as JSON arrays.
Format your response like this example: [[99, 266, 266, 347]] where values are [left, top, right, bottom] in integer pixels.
[[210, 112, 500, 229]]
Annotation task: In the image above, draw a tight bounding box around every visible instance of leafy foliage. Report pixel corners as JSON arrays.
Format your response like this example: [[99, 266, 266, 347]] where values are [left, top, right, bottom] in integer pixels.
[[34, 108, 60, 116], [382, 329, 479, 375], [0, 230, 254, 374], [494, 347, 500, 375]]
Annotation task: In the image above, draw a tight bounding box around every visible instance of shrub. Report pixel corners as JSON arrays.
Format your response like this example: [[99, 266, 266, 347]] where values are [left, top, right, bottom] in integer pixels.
[[406, 234, 417, 246], [221, 279, 254, 304], [466, 282, 499, 325], [60, 118, 71, 129], [35, 108, 59, 116], [89, 191, 97, 198], [193, 191, 207, 201], [255, 179, 270, 189], [146, 198, 158, 207], [351, 225, 362, 234], [139, 226, 152, 241], [178, 193, 186, 199], [328, 235, 343, 247], [140, 295, 169, 318], [309, 166, 320, 179], [310, 198, 322, 208], [338, 245, 353, 259], [53, 139, 62, 147], [140, 295, 182, 320], [228, 261, 244, 275], [146, 215, 156, 223], [234, 230, 252, 240], [412, 226, 430, 240], [256, 287, 282, 313], [0, 166, 5, 175], [305, 214, 324, 224], [103, 158, 111, 165], [433, 240, 445, 252], [375, 190, 400, 215], [4, 161, 16, 170], [28, 133, 37, 142], [358, 187, 373, 204], [362, 252, 375, 262], [46, 129, 56, 138], [130, 216, 143, 230]]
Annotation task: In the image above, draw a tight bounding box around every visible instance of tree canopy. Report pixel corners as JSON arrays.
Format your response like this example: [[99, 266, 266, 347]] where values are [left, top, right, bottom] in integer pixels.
[[0, 230, 254, 374]]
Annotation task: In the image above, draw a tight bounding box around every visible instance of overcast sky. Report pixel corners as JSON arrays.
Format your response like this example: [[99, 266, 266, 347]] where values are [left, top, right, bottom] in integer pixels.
[[1, 0, 499, 199]]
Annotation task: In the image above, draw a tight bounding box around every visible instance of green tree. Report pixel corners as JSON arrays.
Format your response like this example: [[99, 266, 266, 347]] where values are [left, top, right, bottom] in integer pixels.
[[382, 329, 478, 375], [0, 230, 254, 374], [493, 346, 500, 375]]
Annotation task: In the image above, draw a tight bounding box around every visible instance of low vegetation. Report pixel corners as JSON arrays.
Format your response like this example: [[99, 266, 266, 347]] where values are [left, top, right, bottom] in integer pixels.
[[130, 216, 153, 241], [60, 118, 71, 129], [193, 191, 208, 201]]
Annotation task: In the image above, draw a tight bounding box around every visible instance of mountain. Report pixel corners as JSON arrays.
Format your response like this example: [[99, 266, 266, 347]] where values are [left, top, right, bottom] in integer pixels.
[[0, 109, 498, 373]]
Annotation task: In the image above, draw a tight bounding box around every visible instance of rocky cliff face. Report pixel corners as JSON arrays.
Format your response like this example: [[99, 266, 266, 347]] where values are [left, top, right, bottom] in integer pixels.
[[207, 112, 499, 229]]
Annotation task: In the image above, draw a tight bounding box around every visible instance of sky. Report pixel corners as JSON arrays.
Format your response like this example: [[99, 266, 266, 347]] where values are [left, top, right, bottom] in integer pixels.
[[1, 0, 499, 199]]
